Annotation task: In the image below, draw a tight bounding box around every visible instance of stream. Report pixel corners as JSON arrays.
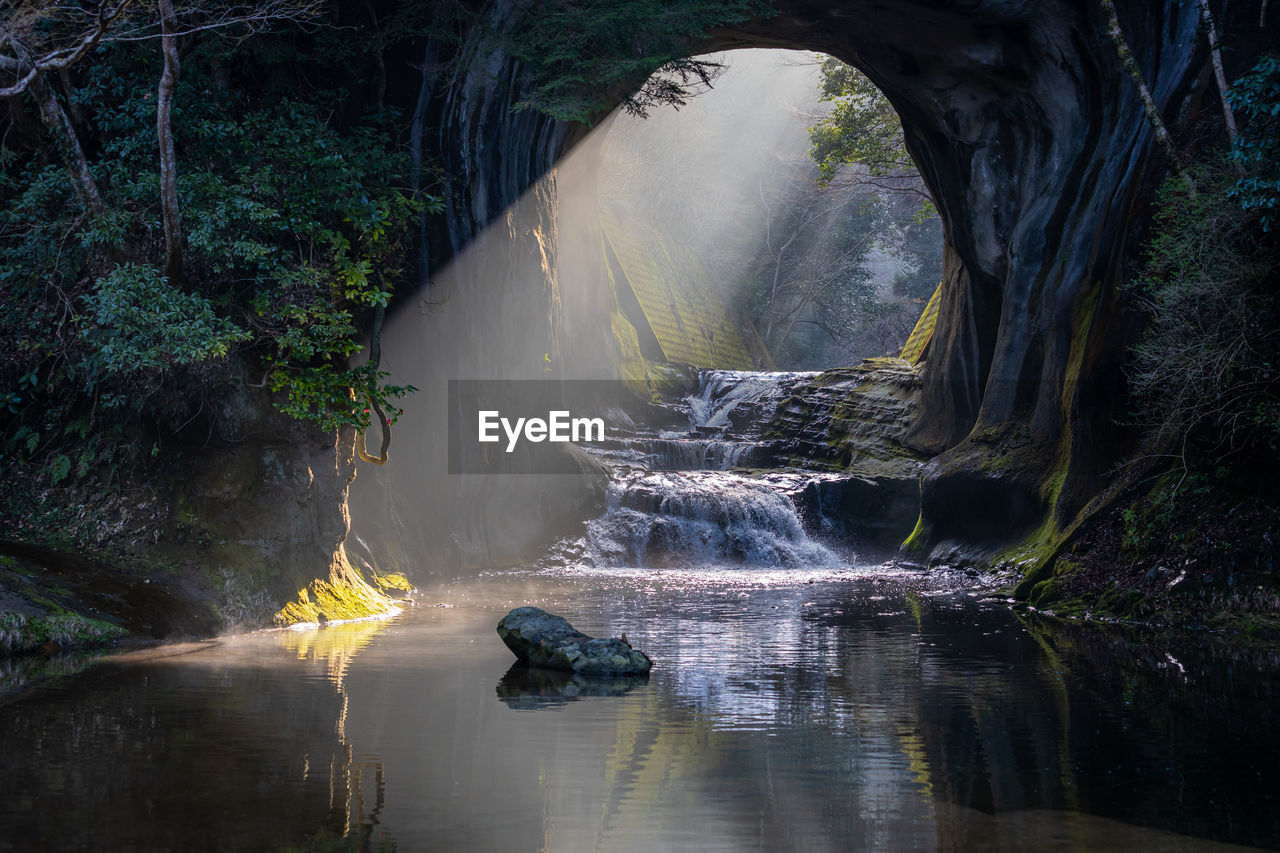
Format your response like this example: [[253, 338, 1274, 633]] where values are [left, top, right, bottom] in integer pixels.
[[0, 372, 1277, 851], [1, 570, 1277, 851]]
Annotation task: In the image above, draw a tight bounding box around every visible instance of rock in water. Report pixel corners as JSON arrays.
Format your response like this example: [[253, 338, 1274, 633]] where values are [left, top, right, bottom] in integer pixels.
[[496, 607, 652, 676]]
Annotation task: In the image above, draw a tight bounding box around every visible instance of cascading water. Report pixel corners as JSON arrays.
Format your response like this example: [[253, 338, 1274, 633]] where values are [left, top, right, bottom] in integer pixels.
[[560, 469, 841, 569], [685, 369, 819, 435], [544, 370, 843, 570]]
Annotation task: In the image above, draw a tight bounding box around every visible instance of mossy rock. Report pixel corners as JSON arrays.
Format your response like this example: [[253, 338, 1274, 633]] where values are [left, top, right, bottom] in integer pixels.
[[645, 361, 697, 400], [1028, 577, 1064, 608], [273, 561, 395, 626], [1095, 584, 1148, 620], [0, 611, 127, 656], [369, 570, 414, 598]]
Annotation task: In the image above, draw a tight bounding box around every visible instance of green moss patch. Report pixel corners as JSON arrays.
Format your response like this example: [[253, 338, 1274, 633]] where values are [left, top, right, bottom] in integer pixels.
[[0, 611, 126, 656], [368, 570, 414, 598]]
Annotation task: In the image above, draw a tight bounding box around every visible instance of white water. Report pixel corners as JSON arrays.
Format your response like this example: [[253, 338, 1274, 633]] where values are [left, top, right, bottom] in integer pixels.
[[556, 469, 840, 569], [685, 369, 819, 434], [548, 370, 841, 570]]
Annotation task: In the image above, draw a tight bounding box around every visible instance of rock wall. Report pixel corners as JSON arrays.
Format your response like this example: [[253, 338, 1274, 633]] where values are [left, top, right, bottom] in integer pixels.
[[346, 24, 621, 576], [152, 388, 393, 627], [708, 2, 1210, 568]]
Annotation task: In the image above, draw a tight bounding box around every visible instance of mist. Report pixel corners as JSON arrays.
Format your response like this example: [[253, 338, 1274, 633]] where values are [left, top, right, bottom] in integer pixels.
[[346, 49, 923, 580]]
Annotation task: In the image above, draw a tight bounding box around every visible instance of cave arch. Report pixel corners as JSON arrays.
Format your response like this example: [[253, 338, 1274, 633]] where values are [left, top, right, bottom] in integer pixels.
[[393, 1, 1210, 571], [706, 3, 1205, 553]]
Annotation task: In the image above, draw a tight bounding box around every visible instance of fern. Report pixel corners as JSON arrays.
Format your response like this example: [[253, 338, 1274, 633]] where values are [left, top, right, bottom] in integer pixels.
[[49, 454, 71, 485]]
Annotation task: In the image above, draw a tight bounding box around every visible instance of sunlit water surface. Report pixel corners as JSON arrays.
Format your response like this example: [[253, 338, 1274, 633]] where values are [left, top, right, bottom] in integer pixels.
[[1, 566, 1277, 852]]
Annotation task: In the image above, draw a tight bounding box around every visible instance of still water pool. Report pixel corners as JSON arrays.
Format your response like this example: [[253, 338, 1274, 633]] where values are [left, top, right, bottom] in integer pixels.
[[1, 565, 1277, 851]]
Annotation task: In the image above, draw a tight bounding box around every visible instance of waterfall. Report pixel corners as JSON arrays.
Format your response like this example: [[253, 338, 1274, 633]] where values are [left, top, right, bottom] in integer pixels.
[[548, 470, 840, 569], [686, 369, 819, 435], [543, 371, 843, 570]]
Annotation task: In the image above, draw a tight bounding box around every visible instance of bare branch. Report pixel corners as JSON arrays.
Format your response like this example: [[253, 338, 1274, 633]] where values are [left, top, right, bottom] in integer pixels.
[[0, 0, 133, 97]]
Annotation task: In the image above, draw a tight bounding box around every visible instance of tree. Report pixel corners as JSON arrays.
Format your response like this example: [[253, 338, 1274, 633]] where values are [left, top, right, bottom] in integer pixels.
[[1126, 165, 1280, 475], [0, 3, 426, 485], [1229, 54, 1280, 231], [157, 0, 183, 284], [804, 57, 944, 356], [750, 152, 888, 364], [1, 0, 320, 266], [808, 57, 918, 188], [497, 0, 772, 123], [0, 1, 130, 216], [1099, 0, 1196, 197]]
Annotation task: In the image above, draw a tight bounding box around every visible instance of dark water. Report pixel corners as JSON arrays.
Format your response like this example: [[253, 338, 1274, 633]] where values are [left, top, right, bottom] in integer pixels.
[[1, 566, 1277, 852]]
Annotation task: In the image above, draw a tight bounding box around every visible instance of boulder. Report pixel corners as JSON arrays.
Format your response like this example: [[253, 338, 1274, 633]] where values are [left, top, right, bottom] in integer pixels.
[[496, 606, 651, 676]]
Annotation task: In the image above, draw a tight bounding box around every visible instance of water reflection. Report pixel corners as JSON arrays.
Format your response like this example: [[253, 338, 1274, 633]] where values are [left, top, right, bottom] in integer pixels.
[[496, 663, 649, 710], [0, 620, 393, 852], [0, 572, 1275, 851]]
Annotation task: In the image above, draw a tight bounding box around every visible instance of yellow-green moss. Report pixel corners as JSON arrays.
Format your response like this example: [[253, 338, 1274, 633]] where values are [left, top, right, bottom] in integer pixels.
[[610, 310, 649, 393], [900, 511, 928, 553], [368, 570, 413, 597], [273, 559, 394, 627], [899, 282, 943, 363], [600, 206, 758, 369]]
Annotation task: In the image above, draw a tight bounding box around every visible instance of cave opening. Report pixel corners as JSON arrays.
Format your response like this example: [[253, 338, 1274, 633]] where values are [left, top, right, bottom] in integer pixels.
[[346, 46, 949, 576], [594, 48, 944, 372]]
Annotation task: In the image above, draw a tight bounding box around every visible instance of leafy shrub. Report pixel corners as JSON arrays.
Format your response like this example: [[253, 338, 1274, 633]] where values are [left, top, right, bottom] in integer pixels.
[[1, 28, 432, 465], [82, 264, 249, 376], [1126, 164, 1280, 462], [1229, 54, 1280, 232], [499, 0, 772, 122]]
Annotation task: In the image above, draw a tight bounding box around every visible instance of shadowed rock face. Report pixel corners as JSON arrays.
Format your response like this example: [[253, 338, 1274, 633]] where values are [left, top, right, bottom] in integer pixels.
[[709, 1, 1206, 561]]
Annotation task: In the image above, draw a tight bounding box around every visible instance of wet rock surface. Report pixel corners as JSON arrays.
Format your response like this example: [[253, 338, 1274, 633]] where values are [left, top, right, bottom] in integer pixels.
[[496, 606, 652, 676]]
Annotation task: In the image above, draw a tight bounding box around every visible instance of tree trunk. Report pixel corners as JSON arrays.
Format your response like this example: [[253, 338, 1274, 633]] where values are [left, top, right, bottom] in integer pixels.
[[157, 0, 183, 285], [409, 41, 436, 288], [56, 68, 89, 134], [362, 0, 386, 114], [1100, 0, 1196, 197], [1198, 0, 1240, 149], [28, 72, 105, 218]]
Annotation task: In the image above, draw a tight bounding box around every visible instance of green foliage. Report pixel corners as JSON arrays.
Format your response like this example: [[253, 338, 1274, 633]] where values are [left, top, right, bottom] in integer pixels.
[[82, 264, 249, 376], [1228, 54, 1280, 231], [808, 57, 916, 185], [769, 57, 942, 363], [1, 18, 437, 462], [498, 0, 773, 123], [270, 363, 414, 434], [1118, 472, 1215, 556], [1126, 163, 1280, 461]]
